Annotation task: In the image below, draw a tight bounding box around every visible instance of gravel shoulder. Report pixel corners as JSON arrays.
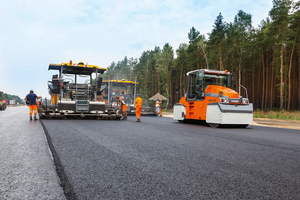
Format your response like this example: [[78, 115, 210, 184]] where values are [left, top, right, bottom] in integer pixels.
[[162, 112, 300, 130]]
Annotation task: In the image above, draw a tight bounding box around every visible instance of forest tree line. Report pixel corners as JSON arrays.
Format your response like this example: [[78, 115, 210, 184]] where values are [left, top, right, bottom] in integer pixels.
[[0, 92, 23, 104], [102, 0, 300, 111]]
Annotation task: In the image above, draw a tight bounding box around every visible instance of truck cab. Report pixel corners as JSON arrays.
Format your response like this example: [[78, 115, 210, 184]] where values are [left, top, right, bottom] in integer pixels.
[[0, 91, 7, 110]]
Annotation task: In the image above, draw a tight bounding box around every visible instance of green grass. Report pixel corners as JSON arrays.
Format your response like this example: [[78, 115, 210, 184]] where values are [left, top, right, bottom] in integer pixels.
[[254, 110, 300, 121]]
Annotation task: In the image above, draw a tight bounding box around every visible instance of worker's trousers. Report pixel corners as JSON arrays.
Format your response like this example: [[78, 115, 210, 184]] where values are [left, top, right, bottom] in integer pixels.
[[135, 105, 142, 119], [29, 105, 37, 116]]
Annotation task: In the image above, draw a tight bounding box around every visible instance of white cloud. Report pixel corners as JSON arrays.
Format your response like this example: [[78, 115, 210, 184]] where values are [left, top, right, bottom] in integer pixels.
[[0, 0, 273, 99]]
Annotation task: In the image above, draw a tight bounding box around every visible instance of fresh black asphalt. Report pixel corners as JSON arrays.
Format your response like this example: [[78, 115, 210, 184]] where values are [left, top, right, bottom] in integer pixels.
[[41, 115, 300, 199]]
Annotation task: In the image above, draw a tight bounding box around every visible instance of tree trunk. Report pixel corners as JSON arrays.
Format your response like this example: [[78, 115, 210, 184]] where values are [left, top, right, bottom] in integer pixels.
[[175, 81, 178, 103], [165, 63, 170, 109], [265, 50, 269, 110], [196, 49, 199, 69], [231, 52, 234, 73], [280, 40, 284, 111], [165, 83, 169, 110], [158, 73, 160, 93], [257, 61, 261, 109], [183, 70, 186, 97], [219, 42, 222, 70], [270, 45, 276, 111], [288, 26, 298, 111], [261, 48, 265, 110], [243, 62, 246, 97], [155, 70, 157, 94], [144, 70, 147, 100], [152, 74, 154, 96], [169, 72, 172, 107], [180, 62, 183, 98], [293, 52, 296, 109], [238, 62, 241, 95], [201, 54, 203, 69], [252, 58, 255, 105], [284, 46, 290, 110]]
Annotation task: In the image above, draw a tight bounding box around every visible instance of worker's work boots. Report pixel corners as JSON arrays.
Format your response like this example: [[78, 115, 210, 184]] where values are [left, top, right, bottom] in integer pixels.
[[30, 116, 32, 120], [136, 118, 140, 122], [34, 116, 38, 120]]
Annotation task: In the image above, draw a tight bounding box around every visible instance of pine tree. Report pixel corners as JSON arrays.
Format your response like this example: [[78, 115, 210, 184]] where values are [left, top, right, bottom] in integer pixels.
[[176, 43, 188, 98], [208, 13, 226, 70], [269, 0, 292, 111], [231, 10, 252, 95], [157, 43, 174, 109], [187, 27, 201, 70]]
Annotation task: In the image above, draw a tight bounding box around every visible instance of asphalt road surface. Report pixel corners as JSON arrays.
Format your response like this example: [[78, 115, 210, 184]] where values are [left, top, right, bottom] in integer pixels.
[[41, 116, 300, 200], [0, 106, 65, 199]]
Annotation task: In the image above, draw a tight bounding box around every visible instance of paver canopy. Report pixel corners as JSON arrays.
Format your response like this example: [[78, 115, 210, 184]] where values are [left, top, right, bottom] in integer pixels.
[[149, 93, 167, 101]]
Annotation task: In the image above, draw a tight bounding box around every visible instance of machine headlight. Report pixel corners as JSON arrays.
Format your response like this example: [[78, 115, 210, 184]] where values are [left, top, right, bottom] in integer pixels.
[[219, 97, 229, 104], [243, 98, 249, 104]]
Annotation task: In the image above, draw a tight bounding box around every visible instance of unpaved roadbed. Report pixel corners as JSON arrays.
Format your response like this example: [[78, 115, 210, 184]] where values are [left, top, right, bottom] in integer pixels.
[[253, 118, 300, 130]]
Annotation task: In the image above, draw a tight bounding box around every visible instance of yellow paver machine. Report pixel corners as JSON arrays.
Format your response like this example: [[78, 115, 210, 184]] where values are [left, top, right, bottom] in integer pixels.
[[100, 79, 156, 116], [40, 61, 122, 119]]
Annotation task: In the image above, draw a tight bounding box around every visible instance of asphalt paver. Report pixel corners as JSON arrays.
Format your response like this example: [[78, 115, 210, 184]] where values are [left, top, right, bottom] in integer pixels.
[[0, 106, 65, 199], [42, 115, 300, 199]]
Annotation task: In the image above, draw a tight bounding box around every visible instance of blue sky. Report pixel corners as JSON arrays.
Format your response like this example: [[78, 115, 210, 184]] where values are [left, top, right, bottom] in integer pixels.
[[0, 0, 273, 99]]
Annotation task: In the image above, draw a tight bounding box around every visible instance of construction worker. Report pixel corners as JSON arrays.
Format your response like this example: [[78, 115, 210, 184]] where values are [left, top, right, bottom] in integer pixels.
[[159, 101, 162, 117], [56, 74, 64, 90], [119, 96, 127, 120], [155, 99, 161, 117], [25, 90, 41, 120], [134, 94, 142, 122]]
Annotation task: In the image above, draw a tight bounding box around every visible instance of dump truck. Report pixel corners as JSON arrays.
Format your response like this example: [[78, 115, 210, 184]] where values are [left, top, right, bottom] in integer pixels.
[[0, 91, 7, 110], [39, 61, 122, 119], [173, 69, 253, 128]]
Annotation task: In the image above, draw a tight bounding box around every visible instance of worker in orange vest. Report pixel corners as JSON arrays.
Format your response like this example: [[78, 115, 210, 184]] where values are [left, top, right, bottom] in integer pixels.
[[119, 96, 127, 120], [155, 99, 161, 117], [134, 94, 142, 122], [159, 101, 162, 117]]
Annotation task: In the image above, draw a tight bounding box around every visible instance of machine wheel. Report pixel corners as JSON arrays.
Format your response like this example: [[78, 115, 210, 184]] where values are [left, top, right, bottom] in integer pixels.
[[208, 123, 220, 128]]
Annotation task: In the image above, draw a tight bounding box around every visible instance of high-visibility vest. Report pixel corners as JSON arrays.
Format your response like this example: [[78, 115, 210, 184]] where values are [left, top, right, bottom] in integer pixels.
[[155, 101, 160, 107], [135, 97, 142, 106]]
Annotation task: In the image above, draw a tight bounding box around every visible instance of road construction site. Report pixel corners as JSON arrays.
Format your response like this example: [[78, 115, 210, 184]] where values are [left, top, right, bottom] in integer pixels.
[[1, 106, 300, 199]]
